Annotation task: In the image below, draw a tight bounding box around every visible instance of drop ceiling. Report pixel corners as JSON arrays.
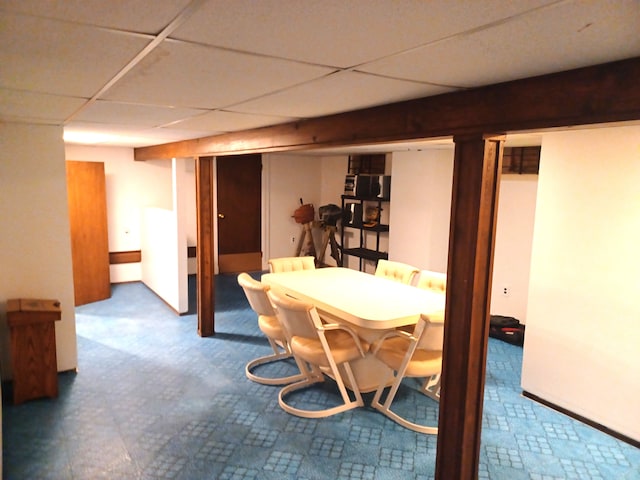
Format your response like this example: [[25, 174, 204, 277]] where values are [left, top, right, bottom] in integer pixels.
[[1, 0, 638, 152]]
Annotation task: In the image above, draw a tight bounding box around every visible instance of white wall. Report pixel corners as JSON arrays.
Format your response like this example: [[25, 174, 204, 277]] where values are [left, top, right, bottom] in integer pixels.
[[388, 148, 538, 323], [263, 153, 323, 264], [1, 124, 78, 378], [522, 125, 640, 441], [388, 149, 454, 273], [490, 175, 538, 322], [183, 159, 197, 274], [319, 155, 348, 207]]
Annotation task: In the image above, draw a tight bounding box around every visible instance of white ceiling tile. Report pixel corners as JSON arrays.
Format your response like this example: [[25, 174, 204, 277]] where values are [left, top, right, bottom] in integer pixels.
[[171, 0, 556, 67], [2, 0, 636, 149], [360, 0, 640, 87], [0, 12, 151, 97], [229, 71, 455, 118], [64, 121, 216, 147], [166, 110, 297, 132], [73, 100, 208, 127], [0, 0, 193, 34], [103, 40, 335, 109], [0, 88, 87, 122]]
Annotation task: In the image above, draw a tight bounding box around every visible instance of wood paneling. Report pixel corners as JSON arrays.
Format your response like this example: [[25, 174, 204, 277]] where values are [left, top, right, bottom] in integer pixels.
[[134, 58, 640, 161], [195, 157, 215, 337], [109, 250, 142, 265], [66, 161, 111, 306]]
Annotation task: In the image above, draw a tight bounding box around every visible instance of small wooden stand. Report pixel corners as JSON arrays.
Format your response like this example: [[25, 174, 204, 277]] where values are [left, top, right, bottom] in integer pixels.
[[7, 298, 61, 404]]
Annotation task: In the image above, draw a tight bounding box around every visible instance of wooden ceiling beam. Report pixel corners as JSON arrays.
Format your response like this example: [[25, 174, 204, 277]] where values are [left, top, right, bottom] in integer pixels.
[[134, 56, 640, 160]]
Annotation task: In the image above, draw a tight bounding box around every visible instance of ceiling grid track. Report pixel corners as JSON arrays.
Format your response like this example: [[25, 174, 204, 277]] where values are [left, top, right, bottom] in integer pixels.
[[63, 0, 209, 124]]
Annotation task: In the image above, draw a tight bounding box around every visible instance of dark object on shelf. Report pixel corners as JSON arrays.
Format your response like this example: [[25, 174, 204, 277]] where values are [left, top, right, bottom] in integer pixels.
[[489, 315, 525, 346], [363, 206, 380, 227], [319, 204, 342, 226], [343, 174, 391, 199], [341, 193, 389, 271], [7, 298, 62, 404], [343, 202, 363, 227]]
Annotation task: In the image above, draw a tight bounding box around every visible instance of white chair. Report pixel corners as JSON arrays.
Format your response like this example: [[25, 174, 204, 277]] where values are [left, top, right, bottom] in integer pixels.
[[371, 312, 444, 434], [268, 289, 369, 418], [374, 259, 419, 285], [411, 270, 446, 395], [413, 270, 447, 294], [268, 256, 316, 273], [237, 273, 305, 385]]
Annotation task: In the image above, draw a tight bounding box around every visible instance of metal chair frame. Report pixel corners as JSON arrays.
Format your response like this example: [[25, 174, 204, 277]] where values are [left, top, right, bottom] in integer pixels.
[[268, 289, 368, 418], [371, 313, 444, 434], [237, 273, 306, 386]]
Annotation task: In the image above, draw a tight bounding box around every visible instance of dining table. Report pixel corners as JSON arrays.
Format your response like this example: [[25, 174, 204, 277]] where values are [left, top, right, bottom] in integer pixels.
[[261, 267, 445, 392]]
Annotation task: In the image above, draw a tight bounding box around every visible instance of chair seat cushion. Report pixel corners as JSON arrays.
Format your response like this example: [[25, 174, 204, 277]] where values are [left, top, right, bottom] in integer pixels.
[[373, 337, 442, 377], [258, 314, 285, 341], [291, 330, 369, 366]]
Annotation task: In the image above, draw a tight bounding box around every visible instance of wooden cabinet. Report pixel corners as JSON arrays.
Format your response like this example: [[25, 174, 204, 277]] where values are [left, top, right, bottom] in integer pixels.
[[341, 195, 389, 271], [7, 298, 61, 404]]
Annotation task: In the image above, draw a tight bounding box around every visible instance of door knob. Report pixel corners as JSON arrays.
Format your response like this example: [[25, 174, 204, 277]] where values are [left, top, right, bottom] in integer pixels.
[[218, 213, 225, 219]]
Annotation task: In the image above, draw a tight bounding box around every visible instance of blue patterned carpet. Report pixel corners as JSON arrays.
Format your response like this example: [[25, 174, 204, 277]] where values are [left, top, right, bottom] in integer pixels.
[[3, 274, 639, 479]]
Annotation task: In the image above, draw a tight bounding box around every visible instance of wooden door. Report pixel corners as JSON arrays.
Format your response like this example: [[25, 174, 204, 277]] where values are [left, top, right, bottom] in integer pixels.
[[66, 161, 111, 305], [216, 154, 262, 273]]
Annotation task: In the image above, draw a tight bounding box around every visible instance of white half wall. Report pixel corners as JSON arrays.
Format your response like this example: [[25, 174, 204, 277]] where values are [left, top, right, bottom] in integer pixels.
[[522, 125, 640, 441], [140, 159, 189, 313]]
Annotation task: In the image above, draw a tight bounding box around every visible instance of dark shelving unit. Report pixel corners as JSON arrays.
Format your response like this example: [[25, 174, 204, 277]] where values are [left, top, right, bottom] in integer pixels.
[[341, 194, 389, 271]]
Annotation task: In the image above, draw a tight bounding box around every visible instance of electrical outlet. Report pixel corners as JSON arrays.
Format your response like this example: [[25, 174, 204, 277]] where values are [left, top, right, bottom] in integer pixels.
[[502, 285, 510, 297], [290, 235, 296, 244]]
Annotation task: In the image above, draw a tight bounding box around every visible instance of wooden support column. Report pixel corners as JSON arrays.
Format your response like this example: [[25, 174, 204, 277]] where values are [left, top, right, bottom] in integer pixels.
[[196, 156, 215, 337], [435, 134, 504, 480]]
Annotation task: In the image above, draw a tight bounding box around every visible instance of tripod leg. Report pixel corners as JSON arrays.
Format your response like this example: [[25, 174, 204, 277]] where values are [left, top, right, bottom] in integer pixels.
[[329, 229, 342, 266], [318, 228, 331, 265], [295, 225, 305, 256], [301, 222, 317, 259]]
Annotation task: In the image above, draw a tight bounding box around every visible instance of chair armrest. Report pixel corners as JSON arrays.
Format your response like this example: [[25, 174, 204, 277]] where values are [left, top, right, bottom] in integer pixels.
[[370, 329, 413, 355], [321, 323, 368, 357]]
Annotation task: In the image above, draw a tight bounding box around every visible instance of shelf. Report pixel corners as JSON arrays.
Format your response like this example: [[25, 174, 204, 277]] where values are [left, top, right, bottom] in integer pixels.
[[343, 223, 389, 232], [341, 194, 390, 201], [341, 191, 390, 271], [342, 247, 388, 262]]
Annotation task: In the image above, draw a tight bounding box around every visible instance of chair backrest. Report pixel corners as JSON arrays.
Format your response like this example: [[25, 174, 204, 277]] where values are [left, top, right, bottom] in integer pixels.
[[413, 270, 447, 294], [415, 311, 445, 352], [374, 259, 419, 284], [237, 273, 275, 317], [268, 256, 316, 273], [267, 289, 321, 340]]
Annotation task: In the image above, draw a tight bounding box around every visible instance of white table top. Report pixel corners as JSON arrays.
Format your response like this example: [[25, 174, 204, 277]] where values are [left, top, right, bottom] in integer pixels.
[[262, 267, 445, 330]]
